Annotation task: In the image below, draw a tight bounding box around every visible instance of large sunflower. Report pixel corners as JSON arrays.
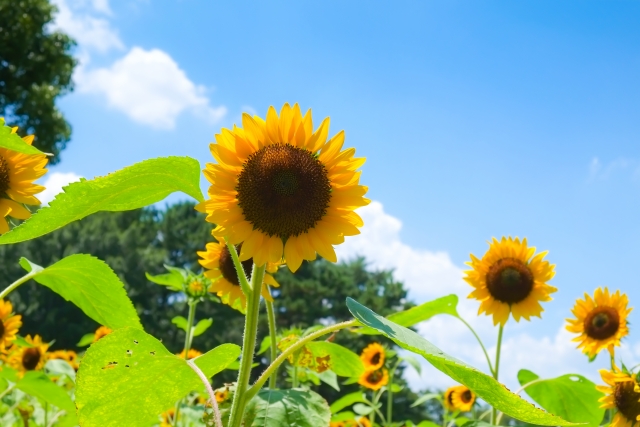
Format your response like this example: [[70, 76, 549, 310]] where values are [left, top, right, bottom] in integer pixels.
[[197, 103, 369, 272], [597, 366, 640, 427], [358, 368, 389, 391], [198, 237, 280, 311], [464, 237, 556, 326], [0, 127, 48, 233], [0, 299, 21, 353], [450, 385, 476, 412], [6, 334, 49, 376], [566, 287, 631, 358], [360, 342, 385, 371]]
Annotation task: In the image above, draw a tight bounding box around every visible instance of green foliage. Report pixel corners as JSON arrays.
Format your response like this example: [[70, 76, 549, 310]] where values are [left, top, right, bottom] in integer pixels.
[[329, 391, 368, 413], [19, 255, 142, 329], [76, 327, 239, 427], [0, 0, 76, 163], [305, 341, 364, 377], [15, 371, 77, 425], [0, 119, 45, 154], [244, 388, 331, 427], [518, 369, 605, 427], [0, 156, 204, 244], [346, 297, 576, 426]]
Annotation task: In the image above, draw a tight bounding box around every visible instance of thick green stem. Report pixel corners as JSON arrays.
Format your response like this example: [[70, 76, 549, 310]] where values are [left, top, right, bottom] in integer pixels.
[[386, 358, 402, 425], [175, 300, 198, 426], [491, 325, 504, 425], [0, 270, 39, 300], [456, 316, 495, 376], [227, 263, 266, 427], [246, 320, 357, 400], [292, 365, 299, 388], [265, 293, 278, 389], [225, 241, 252, 297]]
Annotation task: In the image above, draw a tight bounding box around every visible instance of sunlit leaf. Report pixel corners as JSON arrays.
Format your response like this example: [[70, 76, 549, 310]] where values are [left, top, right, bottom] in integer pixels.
[[245, 388, 331, 427], [346, 298, 576, 426], [16, 371, 77, 425], [411, 392, 441, 408], [402, 354, 423, 375], [305, 341, 364, 377], [192, 318, 213, 337], [317, 370, 340, 391], [172, 316, 188, 331], [0, 156, 204, 244], [77, 333, 95, 347], [330, 391, 367, 414], [0, 119, 46, 155], [145, 266, 185, 291]]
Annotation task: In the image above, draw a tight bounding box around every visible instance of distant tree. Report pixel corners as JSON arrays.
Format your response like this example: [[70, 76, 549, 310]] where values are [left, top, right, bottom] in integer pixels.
[[0, 0, 76, 163]]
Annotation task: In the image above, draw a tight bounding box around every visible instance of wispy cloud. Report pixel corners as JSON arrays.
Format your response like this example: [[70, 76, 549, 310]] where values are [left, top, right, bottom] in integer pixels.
[[38, 172, 83, 205]]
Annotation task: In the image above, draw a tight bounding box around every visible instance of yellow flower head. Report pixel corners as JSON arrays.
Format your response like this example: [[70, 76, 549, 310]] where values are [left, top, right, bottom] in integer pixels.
[[344, 418, 372, 427], [6, 334, 49, 376], [330, 422, 346, 427], [198, 237, 280, 312], [197, 103, 369, 272], [464, 237, 556, 326], [176, 348, 202, 360], [360, 342, 385, 371], [93, 325, 112, 342], [597, 366, 640, 427], [0, 299, 21, 353], [358, 368, 389, 391], [186, 279, 207, 297], [450, 385, 476, 412], [566, 287, 631, 359], [49, 349, 80, 371], [160, 408, 177, 427], [215, 388, 229, 403], [0, 128, 48, 234]]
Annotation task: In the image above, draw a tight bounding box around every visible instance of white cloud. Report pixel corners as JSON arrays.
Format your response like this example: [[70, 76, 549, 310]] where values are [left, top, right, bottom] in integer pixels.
[[52, 0, 123, 53], [38, 172, 83, 205], [77, 47, 227, 129]]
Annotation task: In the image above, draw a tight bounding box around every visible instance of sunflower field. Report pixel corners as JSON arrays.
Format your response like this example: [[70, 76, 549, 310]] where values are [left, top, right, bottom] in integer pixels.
[[0, 105, 635, 427]]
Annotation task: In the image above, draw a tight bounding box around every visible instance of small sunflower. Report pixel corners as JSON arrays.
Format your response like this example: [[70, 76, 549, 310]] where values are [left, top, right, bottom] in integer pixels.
[[358, 368, 389, 391], [597, 366, 640, 427], [198, 237, 280, 311], [177, 348, 202, 360], [93, 326, 112, 342], [0, 127, 48, 234], [6, 334, 49, 376], [444, 386, 458, 411], [464, 237, 556, 326], [450, 385, 476, 412], [160, 408, 177, 427], [352, 418, 372, 427], [49, 350, 80, 370], [0, 299, 21, 353], [566, 287, 632, 358], [186, 278, 208, 297], [330, 422, 346, 427], [215, 388, 229, 403], [360, 342, 385, 371], [197, 103, 369, 272]]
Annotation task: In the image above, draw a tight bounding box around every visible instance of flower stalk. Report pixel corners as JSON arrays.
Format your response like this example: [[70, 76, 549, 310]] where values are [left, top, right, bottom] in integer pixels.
[[265, 291, 278, 389], [491, 324, 504, 425]]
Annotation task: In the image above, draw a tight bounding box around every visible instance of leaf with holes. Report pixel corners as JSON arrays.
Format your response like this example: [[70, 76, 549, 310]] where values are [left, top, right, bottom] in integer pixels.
[[0, 156, 204, 244], [76, 327, 240, 427], [0, 119, 46, 155], [244, 388, 331, 427], [518, 369, 605, 427], [346, 298, 577, 426]]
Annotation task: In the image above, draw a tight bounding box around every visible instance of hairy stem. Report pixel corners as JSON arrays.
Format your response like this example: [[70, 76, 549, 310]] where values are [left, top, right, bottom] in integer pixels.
[[0, 270, 39, 300], [265, 293, 278, 389], [225, 241, 252, 297], [175, 300, 198, 425], [456, 315, 495, 376], [186, 359, 222, 427]]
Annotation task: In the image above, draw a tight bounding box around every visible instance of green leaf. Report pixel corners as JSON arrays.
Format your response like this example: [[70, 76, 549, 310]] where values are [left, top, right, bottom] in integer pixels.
[[172, 316, 188, 331], [245, 388, 331, 427], [257, 336, 271, 355], [357, 294, 459, 335], [517, 369, 605, 427], [192, 318, 213, 337], [0, 120, 46, 155], [352, 403, 374, 415], [402, 354, 423, 375], [331, 411, 356, 421], [411, 392, 441, 408], [77, 333, 96, 347], [330, 392, 368, 414], [346, 298, 577, 426], [76, 327, 238, 427], [45, 359, 76, 382], [317, 370, 340, 391], [145, 268, 185, 291], [20, 255, 142, 330], [16, 371, 77, 425], [14, 335, 35, 348], [0, 156, 204, 244], [305, 341, 364, 377]]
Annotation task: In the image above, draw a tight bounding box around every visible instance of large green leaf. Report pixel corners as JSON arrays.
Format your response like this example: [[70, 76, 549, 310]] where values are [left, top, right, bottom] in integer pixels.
[[16, 371, 77, 425], [329, 391, 368, 413], [0, 119, 46, 155], [76, 327, 239, 427], [305, 341, 364, 377], [357, 294, 459, 335], [0, 156, 204, 244], [346, 298, 576, 426], [20, 255, 142, 330], [245, 388, 331, 427], [518, 369, 605, 427]]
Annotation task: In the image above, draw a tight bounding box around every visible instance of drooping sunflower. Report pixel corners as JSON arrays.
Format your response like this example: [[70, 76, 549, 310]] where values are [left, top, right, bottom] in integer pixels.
[[464, 237, 556, 326], [566, 287, 632, 358], [177, 348, 202, 360], [0, 127, 48, 234], [450, 385, 476, 412], [6, 334, 49, 376], [49, 350, 80, 371], [93, 326, 112, 342], [198, 237, 280, 311], [360, 342, 385, 371], [0, 299, 21, 353], [358, 368, 389, 391], [197, 103, 369, 272], [597, 366, 640, 427]]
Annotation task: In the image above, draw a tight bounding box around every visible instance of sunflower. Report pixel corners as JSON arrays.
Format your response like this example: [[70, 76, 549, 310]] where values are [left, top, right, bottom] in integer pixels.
[[159, 408, 177, 427], [6, 334, 49, 376], [186, 278, 207, 297], [351, 418, 372, 427], [177, 348, 202, 360], [597, 366, 640, 427], [49, 350, 80, 370], [330, 423, 346, 427], [450, 385, 475, 412], [0, 299, 21, 353], [358, 368, 389, 391], [198, 237, 280, 311], [215, 388, 229, 403], [464, 237, 556, 326], [360, 342, 385, 371], [0, 127, 48, 234], [93, 326, 112, 342], [197, 103, 369, 272], [566, 288, 631, 358], [444, 386, 458, 411]]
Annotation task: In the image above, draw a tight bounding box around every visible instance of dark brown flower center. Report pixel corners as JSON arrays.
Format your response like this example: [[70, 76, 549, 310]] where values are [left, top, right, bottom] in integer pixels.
[[219, 244, 253, 287], [446, 390, 455, 406], [615, 380, 640, 422], [370, 352, 381, 366], [366, 370, 384, 384], [236, 144, 331, 239], [461, 389, 473, 404], [0, 319, 5, 339], [486, 258, 534, 304], [584, 306, 620, 340], [22, 348, 41, 371], [0, 155, 10, 195]]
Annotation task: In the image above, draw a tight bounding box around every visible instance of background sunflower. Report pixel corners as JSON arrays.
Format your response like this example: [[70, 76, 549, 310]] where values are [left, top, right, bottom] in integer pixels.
[[597, 367, 640, 427]]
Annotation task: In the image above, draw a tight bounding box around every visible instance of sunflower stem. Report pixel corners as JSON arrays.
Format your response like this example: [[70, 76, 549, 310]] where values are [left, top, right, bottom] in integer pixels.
[[225, 240, 252, 297], [0, 270, 39, 300], [386, 358, 402, 425], [175, 299, 198, 426], [265, 293, 279, 389], [227, 263, 266, 427], [186, 359, 222, 427], [456, 315, 495, 376], [491, 324, 504, 425]]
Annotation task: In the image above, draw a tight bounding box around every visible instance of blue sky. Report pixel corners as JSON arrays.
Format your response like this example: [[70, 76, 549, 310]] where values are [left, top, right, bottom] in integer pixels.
[[46, 0, 640, 390]]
